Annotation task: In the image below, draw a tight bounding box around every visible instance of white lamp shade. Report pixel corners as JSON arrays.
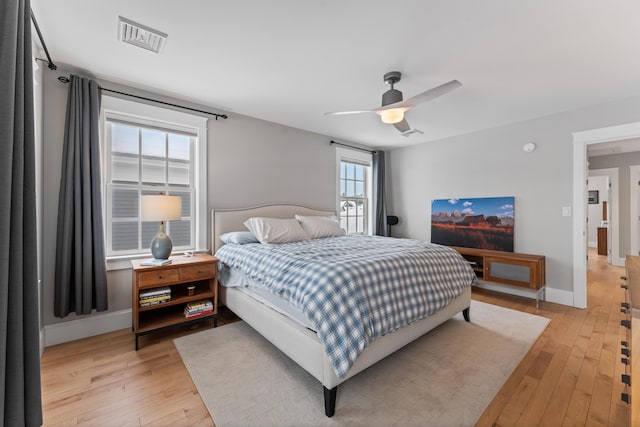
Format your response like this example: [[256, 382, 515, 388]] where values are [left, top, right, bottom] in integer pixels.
[[141, 195, 182, 221]]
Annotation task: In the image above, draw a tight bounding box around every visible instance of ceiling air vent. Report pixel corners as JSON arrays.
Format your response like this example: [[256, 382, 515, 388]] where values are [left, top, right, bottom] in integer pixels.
[[118, 16, 167, 54]]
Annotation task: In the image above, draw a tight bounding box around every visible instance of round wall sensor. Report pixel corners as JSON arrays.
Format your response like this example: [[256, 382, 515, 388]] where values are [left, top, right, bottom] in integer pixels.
[[523, 142, 537, 153]]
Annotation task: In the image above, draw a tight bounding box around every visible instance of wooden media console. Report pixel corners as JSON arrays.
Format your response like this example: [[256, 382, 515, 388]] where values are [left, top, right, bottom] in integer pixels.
[[451, 246, 546, 308]]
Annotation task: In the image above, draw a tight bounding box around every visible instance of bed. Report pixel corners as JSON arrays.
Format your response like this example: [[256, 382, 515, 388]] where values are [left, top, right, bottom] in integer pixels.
[[211, 204, 474, 417]]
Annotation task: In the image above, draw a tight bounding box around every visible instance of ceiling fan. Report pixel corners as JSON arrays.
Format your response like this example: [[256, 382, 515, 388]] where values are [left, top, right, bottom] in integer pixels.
[[325, 71, 462, 136]]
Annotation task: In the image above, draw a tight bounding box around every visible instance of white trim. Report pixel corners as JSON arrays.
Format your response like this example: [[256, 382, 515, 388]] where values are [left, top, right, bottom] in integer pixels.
[[474, 282, 572, 307], [544, 287, 575, 307], [44, 309, 132, 347], [107, 257, 142, 271], [573, 121, 640, 309], [589, 168, 620, 266], [631, 165, 640, 257]]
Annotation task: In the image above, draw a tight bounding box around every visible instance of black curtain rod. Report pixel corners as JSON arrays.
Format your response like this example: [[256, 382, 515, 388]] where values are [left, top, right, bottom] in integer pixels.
[[58, 78, 228, 120], [31, 10, 57, 70], [102, 87, 228, 120], [330, 140, 376, 154]]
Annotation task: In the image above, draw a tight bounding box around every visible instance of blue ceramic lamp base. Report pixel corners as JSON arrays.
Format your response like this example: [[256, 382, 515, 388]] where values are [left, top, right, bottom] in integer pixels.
[[150, 222, 173, 260]]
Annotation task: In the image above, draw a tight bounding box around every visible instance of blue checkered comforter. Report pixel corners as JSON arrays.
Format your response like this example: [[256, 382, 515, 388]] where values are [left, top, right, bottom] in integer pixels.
[[215, 235, 476, 378]]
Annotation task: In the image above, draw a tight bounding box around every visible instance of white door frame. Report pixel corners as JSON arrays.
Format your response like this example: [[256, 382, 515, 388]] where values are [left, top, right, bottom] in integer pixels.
[[573, 121, 640, 309], [631, 165, 640, 257]]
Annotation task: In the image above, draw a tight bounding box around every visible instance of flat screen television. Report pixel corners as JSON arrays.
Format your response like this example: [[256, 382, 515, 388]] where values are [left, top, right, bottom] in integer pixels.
[[431, 196, 514, 252]]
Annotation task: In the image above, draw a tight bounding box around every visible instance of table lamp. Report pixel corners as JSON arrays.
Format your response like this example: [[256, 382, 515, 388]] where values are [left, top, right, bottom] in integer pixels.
[[141, 194, 182, 260]]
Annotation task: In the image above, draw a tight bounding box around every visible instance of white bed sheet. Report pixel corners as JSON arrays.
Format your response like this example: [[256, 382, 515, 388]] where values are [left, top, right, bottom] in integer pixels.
[[219, 265, 316, 331]]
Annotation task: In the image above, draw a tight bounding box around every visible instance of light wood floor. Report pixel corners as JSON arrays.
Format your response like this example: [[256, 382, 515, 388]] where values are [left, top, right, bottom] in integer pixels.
[[41, 249, 631, 426]]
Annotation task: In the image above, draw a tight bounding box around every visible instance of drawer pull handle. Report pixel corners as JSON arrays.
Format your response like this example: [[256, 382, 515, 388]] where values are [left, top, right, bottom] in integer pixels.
[[621, 302, 630, 309], [621, 348, 630, 357], [622, 393, 630, 404], [158, 275, 163, 279], [622, 374, 631, 386], [622, 357, 629, 365], [621, 284, 628, 290], [621, 320, 631, 329], [622, 340, 629, 347]]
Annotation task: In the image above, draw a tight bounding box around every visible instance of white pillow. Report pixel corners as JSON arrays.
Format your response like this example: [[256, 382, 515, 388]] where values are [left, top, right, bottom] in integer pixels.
[[295, 215, 346, 239], [219, 231, 259, 245], [244, 217, 310, 244]]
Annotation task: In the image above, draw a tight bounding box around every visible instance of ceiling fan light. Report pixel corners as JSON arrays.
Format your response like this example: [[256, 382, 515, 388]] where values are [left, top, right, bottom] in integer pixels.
[[378, 108, 406, 124]]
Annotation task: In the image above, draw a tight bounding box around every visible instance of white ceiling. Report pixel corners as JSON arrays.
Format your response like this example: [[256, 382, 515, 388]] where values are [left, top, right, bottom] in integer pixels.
[[30, 0, 640, 149]]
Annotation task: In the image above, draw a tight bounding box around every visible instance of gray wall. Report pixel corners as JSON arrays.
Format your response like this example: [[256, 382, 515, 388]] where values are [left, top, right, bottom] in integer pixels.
[[41, 69, 338, 329], [387, 95, 640, 294], [589, 151, 640, 256]]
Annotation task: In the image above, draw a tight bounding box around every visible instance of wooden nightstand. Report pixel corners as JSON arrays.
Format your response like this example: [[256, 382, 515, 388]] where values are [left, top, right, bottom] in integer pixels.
[[131, 254, 218, 350]]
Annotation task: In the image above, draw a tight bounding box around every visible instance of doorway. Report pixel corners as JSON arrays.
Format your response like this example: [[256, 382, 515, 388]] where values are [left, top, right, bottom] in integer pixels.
[[588, 168, 620, 266], [586, 174, 610, 264], [573, 122, 640, 309]]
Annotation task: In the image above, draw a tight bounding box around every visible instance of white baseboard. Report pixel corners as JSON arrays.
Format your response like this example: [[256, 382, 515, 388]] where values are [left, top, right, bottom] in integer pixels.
[[44, 309, 131, 347], [475, 281, 574, 307], [545, 287, 575, 307], [614, 257, 625, 267], [588, 241, 597, 248]]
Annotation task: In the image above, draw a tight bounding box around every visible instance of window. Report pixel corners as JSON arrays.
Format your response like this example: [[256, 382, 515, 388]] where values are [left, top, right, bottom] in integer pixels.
[[336, 148, 372, 235], [101, 97, 208, 258]]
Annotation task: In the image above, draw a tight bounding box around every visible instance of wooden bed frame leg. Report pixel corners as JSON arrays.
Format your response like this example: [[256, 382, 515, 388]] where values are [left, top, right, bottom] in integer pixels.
[[463, 307, 470, 322], [323, 386, 337, 417]]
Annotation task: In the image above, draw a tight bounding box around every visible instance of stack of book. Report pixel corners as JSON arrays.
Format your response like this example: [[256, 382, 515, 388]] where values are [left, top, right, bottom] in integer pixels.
[[139, 287, 171, 307], [184, 299, 213, 318]]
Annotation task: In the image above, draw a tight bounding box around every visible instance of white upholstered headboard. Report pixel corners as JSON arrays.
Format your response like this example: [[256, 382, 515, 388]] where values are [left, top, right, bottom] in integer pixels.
[[211, 204, 335, 254]]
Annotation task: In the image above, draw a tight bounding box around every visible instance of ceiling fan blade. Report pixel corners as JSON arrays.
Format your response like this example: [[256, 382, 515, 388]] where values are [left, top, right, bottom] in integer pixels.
[[394, 119, 424, 137], [378, 79, 462, 111], [393, 119, 411, 133], [324, 109, 376, 116]]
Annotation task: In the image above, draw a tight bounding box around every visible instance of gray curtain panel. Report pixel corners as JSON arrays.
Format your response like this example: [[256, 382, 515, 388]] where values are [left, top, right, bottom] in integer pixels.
[[372, 150, 387, 236], [54, 75, 108, 317], [0, 0, 43, 425]]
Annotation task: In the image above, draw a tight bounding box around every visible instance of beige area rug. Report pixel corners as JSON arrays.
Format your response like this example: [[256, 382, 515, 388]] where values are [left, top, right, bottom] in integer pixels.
[[174, 300, 549, 427]]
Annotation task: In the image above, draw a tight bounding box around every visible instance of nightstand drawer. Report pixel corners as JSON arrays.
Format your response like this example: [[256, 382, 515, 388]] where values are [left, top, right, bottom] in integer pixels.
[[138, 269, 180, 287], [181, 263, 215, 281]]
